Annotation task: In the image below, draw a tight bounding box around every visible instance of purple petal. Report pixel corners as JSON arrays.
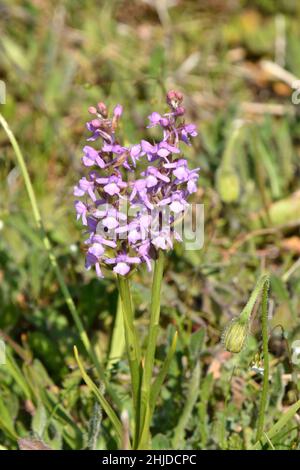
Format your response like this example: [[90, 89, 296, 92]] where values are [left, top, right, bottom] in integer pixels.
[[74, 185, 85, 197], [170, 200, 185, 213], [113, 262, 130, 275], [102, 216, 119, 229], [95, 263, 104, 278], [147, 112, 162, 127], [174, 166, 188, 180], [157, 148, 170, 158], [104, 182, 120, 196], [146, 175, 157, 188], [89, 243, 105, 258], [141, 140, 156, 154]]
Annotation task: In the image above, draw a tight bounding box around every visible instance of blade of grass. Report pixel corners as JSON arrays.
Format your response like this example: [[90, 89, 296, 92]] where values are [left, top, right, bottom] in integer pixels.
[[0, 113, 116, 400], [5, 349, 32, 400], [150, 331, 178, 415], [263, 432, 275, 450], [0, 395, 19, 440], [172, 361, 201, 449], [198, 373, 213, 448]]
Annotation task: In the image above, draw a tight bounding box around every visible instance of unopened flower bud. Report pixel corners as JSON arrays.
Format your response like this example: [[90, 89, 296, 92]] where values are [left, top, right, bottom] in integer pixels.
[[97, 102, 108, 117], [222, 317, 249, 353], [113, 104, 123, 118], [166, 90, 176, 102], [112, 104, 123, 131], [88, 106, 97, 115], [166, 90, 183, 109]]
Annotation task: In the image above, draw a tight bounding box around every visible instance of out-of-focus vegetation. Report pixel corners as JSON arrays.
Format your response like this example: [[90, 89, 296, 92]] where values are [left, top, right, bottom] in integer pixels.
[[1, 0, 300, 450]]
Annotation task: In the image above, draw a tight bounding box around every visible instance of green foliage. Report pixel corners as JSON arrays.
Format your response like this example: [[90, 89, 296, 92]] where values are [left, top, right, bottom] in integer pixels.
[[1, 0, 300, 450]]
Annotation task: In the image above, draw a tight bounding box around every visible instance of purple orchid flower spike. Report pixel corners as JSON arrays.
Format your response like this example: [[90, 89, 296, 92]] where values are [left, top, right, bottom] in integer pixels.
[[72, 91, 202, 453], [74, 91, 199, 277]]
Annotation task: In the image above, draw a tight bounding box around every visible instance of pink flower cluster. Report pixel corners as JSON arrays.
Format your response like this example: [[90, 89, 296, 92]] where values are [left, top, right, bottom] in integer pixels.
[[74, 91, 199, 277]]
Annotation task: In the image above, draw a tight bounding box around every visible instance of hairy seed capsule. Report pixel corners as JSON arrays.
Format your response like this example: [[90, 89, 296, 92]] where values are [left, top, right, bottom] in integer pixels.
[[222, 317, 249, 353]]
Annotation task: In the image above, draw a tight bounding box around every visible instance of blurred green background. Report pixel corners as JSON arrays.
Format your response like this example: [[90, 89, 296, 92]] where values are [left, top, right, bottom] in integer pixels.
[[1, 0, 300, 450]]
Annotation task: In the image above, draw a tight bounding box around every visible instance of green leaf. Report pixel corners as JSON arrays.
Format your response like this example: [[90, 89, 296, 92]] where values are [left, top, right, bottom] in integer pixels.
[[152, 433, 171, 450], [5, 349, 32, 400], [172, 361, 201, 448], [73, 346, 123, 447], [198, 373, 214, 447], [189, 328, 205, 361], [0, 394, 18, 440], [32, 402, 47, 438], [150, 331, 178, 415]]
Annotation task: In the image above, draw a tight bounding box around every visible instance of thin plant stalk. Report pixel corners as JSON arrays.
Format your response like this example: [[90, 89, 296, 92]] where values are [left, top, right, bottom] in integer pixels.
[[0, 113, 112, 394], [256, 278, 270, 442], [223, 274, 271, 444], [139, 250, 165, 449], [239, 274, 269, 323], [117, 275, 141, 446], [236, 274, 270, 442]]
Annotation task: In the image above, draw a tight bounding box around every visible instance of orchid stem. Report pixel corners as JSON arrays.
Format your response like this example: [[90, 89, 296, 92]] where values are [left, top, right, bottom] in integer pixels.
[[117, 275, 141, 447], [139, 250, 165, 449]]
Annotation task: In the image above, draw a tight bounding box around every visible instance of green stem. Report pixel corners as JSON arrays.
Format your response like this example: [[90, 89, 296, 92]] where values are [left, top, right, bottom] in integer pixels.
[[0, 112, 114, 398], [139, 250, 165, 449], [256, 278, 270, 442], [117, 275, 141, 446], [107, 295, 126, 373], [240, 274, 269, 323]]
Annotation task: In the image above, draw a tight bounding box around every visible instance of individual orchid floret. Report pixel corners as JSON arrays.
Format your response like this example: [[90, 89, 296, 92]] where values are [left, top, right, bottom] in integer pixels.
[[147, 112, 169, 128], [82, 145, 105, 168], [75, 200, 88, 225], [105, 253, 141, 276]]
